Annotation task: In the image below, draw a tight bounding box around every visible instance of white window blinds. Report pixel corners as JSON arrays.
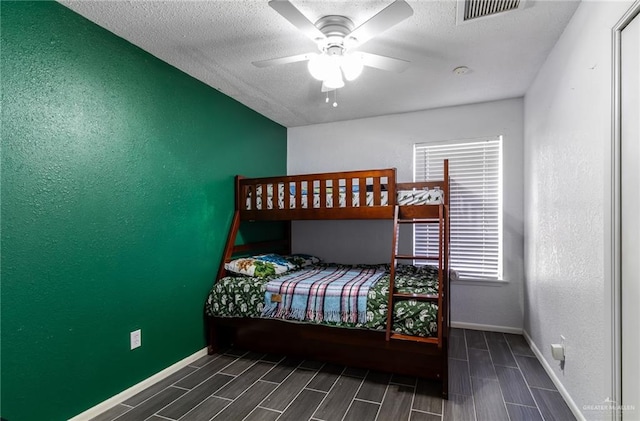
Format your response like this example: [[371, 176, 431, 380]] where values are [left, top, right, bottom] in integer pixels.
[[414, 137, 503, 280]]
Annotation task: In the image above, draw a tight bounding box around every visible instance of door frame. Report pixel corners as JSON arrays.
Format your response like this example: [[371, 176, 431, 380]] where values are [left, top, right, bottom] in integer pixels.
[[612, 2, 640, 420]]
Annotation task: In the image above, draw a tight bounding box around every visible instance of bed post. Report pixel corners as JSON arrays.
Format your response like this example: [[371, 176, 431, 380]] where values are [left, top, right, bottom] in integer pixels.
[[443, 160, 449, 208], [390, 168, 397, 206], [206, 310, 217, 355], [443, 159, 450, 398]]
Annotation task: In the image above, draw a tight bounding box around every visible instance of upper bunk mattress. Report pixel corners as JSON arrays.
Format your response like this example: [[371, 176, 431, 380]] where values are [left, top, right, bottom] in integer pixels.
[[247, 185, 443, 210]]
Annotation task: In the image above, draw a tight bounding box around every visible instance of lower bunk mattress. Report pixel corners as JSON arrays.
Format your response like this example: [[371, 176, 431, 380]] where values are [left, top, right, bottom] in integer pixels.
[[206, 263, 441, 337]]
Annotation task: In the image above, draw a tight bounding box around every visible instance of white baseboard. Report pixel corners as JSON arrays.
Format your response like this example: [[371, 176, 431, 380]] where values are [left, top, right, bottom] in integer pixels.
[[522, 331, 586, 421], [68, 348, 208, 421], [451, 321, 523, 334]]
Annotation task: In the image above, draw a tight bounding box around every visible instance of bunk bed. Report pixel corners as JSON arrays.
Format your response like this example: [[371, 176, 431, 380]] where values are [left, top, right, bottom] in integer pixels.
[[205, 161, 451, 397]]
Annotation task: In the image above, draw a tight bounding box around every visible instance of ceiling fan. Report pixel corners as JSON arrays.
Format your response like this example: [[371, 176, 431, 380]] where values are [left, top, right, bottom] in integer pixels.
[[253, 0, 414, 93]]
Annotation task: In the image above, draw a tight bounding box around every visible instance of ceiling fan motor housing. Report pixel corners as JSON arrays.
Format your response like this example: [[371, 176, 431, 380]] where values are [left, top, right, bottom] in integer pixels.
[[315, 15, 356, 53]]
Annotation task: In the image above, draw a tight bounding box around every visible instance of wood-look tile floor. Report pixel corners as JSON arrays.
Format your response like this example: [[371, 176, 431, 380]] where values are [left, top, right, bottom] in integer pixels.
[[91, 329, 576, 421]]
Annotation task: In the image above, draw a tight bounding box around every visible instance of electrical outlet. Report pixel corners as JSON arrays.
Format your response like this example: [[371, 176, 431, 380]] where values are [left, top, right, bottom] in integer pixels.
[[130, 329, 141, 350], [551, 335, 567, 362]]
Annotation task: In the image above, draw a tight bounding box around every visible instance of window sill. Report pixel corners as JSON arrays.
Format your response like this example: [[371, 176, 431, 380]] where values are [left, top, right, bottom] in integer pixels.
[[451, 278, 509, 287]]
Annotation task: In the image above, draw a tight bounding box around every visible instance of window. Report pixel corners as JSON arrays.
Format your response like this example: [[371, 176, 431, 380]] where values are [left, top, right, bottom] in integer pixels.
[[414, 137, 503, 280]]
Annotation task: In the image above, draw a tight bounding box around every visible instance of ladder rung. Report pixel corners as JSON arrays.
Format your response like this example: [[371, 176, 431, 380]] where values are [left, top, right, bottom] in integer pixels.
[[390, 333, 439, 344], [395, 254, 439, 260], [393, 292, 439, 301]]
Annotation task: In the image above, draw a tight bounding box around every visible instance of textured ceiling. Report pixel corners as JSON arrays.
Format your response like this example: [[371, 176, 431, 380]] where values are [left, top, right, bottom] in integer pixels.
[[60, 0, 580, 127]]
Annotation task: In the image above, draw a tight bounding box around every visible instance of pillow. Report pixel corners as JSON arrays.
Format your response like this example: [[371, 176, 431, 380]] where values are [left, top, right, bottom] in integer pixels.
[[225, 253, 296, 278], [396, 188, 443, 205]]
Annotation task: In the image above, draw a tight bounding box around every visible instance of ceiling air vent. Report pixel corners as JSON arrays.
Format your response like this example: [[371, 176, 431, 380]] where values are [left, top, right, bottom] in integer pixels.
[[456, 0, 527, 24]]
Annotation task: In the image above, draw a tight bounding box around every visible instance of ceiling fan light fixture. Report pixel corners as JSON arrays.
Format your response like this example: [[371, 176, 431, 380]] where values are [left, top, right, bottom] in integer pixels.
[[308, 53, 331, 80], [324, 77, 345, 90], [323, 64, 345, 89], [341, 53, 364, 81]]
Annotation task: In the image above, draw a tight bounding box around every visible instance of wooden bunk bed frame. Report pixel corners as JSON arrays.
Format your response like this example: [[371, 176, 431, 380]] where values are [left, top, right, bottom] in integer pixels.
[[207, 163, 451, 397]]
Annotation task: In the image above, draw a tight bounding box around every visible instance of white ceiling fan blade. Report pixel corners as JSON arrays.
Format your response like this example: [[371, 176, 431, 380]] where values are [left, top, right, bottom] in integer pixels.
[[268, 0, 325, 42], [252, 53, 313, 68], [360, 52, 410, 73], [348, 0, 413, 47]]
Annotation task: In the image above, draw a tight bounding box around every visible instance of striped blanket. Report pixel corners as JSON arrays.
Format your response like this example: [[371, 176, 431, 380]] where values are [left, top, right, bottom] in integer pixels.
[[262, 265, 387, 324]]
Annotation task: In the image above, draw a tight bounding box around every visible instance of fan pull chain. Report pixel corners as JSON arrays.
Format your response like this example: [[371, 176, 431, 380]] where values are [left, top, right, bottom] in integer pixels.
[[332, 90, 338, 108], [325, 91, 329, 103]]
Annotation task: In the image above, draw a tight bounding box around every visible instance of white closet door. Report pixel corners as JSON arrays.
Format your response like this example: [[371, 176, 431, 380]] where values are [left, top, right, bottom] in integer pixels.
[[621, 10, 640, 420]]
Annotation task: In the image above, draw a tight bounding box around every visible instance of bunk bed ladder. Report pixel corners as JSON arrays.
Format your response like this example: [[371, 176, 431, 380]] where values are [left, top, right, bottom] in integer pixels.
[[385, 204, 446, 348]]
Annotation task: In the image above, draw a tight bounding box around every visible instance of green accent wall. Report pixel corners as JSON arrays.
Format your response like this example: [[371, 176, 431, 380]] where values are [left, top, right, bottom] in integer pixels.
[[0, 2, 286, 420]]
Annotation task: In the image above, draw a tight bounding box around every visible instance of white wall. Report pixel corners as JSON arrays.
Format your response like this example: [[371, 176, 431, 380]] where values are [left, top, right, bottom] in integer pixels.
[[524, 0, 633, 416], [288, 98, 524, 330]]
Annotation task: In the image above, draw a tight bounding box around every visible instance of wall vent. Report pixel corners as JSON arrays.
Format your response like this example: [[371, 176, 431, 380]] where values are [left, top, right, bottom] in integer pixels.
[[456, 0, 527, 24]]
